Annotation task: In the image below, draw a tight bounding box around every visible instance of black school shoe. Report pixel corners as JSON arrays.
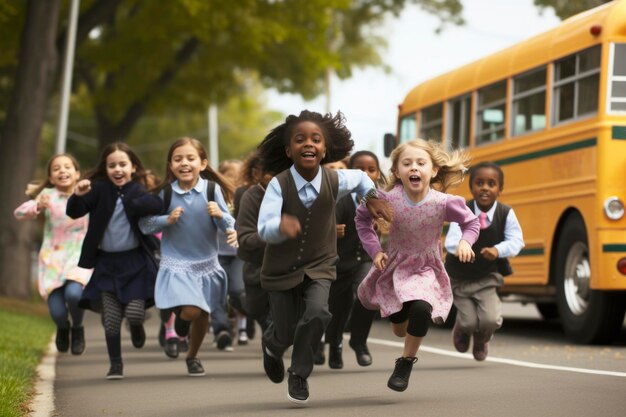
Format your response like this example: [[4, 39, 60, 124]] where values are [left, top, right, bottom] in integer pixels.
[[70, 326, 85, 355], [164, 338, 179, 359], [287, 371, 309, 405], [106, 362, 124, 380], [186, 357, 205, 376], [313, 341, 325, 365], [261, 340, 284, 383], [129, 324, 146, 348], [55, 323, 70, 353], [349, 341, 373, 367], [387, 357, 418, 392], [328, 345, 343, 369]]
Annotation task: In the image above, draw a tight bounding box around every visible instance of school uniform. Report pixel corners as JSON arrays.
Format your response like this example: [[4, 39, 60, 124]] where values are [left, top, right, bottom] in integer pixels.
[[258, 165, 375, 379], [444, 200, 524, 342]]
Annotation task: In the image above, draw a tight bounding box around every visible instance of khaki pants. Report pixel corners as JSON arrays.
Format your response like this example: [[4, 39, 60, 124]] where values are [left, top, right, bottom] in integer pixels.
[[451, 273, 503, 342]]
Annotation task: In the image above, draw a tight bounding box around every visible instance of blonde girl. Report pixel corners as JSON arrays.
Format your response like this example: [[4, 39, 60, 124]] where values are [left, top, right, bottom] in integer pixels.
[[355, 138, 480, 392], [139, 137, 236, 377], [14, 154, 91, 355]]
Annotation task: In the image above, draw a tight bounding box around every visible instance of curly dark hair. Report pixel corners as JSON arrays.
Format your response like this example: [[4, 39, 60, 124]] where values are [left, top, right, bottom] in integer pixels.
[[257, 110, 354, 174], [468, 161, 504, 191]]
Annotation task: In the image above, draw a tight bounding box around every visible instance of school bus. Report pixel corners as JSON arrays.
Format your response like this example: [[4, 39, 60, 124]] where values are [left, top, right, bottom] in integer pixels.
[[385, 0, 626, 344]]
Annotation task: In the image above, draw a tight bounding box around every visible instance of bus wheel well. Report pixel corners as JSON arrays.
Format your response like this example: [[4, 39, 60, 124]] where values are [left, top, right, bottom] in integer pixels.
[[549, 208, 585, 287]]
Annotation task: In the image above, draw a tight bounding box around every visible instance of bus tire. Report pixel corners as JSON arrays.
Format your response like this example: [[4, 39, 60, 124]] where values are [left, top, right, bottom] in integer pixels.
[[555, 216, 626, 344]]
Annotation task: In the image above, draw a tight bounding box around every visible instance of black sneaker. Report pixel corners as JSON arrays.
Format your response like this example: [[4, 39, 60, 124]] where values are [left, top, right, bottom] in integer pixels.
[[129, 324, 146, 349], [164, 337, 179, 359], [174, 315, 191, 338], [106, 362, 124, 380], [216, 330, 233, 351], [55, 323, 70, 353], [349, 341, 373, 367], [178, 337, 189, 353], [261, 340, 284, 383], [186, 357, 205, 376], [287, 372, 309, 405], [313, 341, 325, 365], [70, 326, 85, 355], [328, 345, 343, 369], [387, 357, 418, 392]]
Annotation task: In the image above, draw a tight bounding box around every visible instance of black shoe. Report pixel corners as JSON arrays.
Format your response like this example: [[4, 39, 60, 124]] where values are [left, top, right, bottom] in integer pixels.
[[55, 323, 70, 353], [246, 318, 256, 340], [129, 324, 146, 349], [164, 337, 179, 359], [70, 326, 85, 355], [287, 371, 309, 405], [106, 362, 124, 380], [387, 357, 417, 392], [349, 341, 373, 367], [174, 315, 191, 338], [178, 337, 189, 353], [261, 340, 284, 383], [328, 345, 343, 369], [158, 322, 166, 347], [313, 341, 325, 365], [186, 357, 205, 376], [216, 330, 233, 351]]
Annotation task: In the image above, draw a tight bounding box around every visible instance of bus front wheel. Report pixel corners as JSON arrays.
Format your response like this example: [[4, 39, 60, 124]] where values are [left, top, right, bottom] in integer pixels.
[[555, 216, 625, 344]]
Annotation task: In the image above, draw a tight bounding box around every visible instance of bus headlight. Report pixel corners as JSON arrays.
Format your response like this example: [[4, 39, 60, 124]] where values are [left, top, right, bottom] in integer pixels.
[[604, 197, 624, 220]]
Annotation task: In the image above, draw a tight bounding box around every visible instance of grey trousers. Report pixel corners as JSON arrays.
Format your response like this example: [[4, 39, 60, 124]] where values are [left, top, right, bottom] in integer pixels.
[[263, 277, 332, 379], [451, 273, 503, 342]]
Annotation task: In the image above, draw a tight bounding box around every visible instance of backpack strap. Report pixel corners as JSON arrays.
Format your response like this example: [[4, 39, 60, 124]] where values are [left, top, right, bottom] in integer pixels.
[[161, 184, 173, 214]]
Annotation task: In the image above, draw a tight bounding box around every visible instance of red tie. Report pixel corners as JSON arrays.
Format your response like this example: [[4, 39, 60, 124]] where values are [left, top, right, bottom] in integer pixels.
[[479, 212, 488, 229]]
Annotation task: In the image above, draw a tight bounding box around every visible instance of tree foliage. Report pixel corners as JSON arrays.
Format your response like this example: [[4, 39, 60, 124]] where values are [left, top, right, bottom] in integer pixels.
[[533, 0, 612, 20]]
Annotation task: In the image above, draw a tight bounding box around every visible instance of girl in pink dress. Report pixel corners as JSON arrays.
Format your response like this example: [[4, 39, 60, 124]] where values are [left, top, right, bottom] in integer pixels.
[[14, 154, 91, 355], [355, 139, 480, 392]]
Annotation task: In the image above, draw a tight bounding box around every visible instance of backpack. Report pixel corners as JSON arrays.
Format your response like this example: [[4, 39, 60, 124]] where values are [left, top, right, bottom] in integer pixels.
[[161, 180, 216, 214]]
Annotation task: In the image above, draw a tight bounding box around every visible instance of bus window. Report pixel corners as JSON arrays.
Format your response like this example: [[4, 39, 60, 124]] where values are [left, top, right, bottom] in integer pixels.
[[512, 66, 546, 136], [609, 43, 626, 113], [419, 103, 443, 142], [399, 113, 417, 143], [553, 45, 600, 124], [476, 80, 506, 145], [448, 94, 471, 149]]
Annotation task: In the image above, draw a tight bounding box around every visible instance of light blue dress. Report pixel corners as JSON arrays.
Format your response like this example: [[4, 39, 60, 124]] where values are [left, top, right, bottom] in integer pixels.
[[139, 178, 235, 313]]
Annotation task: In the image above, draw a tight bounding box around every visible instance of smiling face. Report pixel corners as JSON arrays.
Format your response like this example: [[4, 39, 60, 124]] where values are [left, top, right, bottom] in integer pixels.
[[285, 121, 326, 181], [49, 155, 80, 194], [352, 154, 380, 184], [169, 143, 208, 190], [393, 146, 438, 202], [470, 167, 501, 212], [106, 150, 136, 187]]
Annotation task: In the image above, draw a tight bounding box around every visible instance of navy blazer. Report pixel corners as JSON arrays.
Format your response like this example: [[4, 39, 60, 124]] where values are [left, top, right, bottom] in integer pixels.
[[67, 179, 163, 269]]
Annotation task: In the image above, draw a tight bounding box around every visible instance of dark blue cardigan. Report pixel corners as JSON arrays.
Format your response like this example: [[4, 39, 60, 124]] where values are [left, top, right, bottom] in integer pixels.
[[67, 179, 163, 269]]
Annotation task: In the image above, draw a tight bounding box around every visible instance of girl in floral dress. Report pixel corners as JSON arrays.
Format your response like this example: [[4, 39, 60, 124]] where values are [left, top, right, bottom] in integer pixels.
[[14, 154, 91, 355], [355, 139, 480, 392]]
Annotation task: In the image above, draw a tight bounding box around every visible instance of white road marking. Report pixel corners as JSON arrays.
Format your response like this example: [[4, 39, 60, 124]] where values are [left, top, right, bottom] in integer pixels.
[[368, 337, 626, 378]]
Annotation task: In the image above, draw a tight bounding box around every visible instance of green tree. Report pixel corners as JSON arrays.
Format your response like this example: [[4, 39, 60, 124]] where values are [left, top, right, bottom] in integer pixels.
[[0, 0, 463, 297], [533, 0, 612, 19]]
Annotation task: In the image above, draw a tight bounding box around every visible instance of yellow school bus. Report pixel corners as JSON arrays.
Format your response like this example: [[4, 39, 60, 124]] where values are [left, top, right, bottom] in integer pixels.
[[386, 1, 626, 343]]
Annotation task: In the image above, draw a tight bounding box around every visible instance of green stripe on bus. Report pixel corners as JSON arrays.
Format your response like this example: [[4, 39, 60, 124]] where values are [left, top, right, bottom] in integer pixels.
[[518, 248, 544, 256], [495, 138, 597, 166], [603, 244, 626, 252], [612, 126, 626, 140]]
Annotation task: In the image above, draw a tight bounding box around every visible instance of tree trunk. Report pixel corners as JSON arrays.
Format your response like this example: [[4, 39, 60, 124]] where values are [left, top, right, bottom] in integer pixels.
[[0, 0, 60, 298]]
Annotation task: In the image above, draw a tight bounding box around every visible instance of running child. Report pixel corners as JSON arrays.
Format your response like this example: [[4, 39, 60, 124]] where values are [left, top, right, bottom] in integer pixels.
[[444, 161, 524, 361], [139, 137, 236, 377], [66, 143, 163, 379], [256, 110, 391, 404], [355, 138, 479, 392], [14, 153, 91, 355]]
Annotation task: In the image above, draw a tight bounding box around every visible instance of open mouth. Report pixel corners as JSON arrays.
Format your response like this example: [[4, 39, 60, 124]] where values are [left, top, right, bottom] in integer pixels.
[[301, 151, 316, 160], [409, 175, 421, 185]]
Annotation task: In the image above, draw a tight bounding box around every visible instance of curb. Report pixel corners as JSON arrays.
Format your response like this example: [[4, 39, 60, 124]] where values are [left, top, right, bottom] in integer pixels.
[[30, 335, 56, 417]]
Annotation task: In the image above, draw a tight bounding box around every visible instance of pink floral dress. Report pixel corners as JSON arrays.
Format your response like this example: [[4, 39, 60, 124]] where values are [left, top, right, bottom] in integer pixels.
[[355, 185, 479, 322], [14, 187, 91, 300]]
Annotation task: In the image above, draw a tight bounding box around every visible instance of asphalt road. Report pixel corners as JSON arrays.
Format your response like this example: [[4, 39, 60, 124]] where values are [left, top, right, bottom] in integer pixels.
[[51, 303, 626, 417]]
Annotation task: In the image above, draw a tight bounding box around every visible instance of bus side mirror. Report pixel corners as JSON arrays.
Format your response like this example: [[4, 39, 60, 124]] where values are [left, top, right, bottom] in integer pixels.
[[383, 133, 396, 157]]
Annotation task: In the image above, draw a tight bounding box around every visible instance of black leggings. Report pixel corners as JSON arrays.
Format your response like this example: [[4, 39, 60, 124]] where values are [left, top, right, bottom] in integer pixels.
[[388, 300, 432, 337], [101, 292, 145, 363]]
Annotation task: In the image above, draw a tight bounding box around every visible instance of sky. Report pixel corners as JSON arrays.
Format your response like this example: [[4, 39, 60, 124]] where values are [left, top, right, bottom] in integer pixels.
[[266, 0, 561, 166]]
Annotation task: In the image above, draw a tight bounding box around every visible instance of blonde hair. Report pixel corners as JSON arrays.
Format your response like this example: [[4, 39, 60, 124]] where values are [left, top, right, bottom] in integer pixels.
[[386, 138, 471, 192]]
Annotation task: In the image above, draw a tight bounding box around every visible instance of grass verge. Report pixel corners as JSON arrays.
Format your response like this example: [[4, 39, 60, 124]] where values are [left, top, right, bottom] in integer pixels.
[[0, 297, 54, 417]]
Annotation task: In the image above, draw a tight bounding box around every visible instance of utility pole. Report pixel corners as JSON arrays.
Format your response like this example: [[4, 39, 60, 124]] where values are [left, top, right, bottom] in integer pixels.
[[208, 104, 219, 168], [55, 0, 80, 154]]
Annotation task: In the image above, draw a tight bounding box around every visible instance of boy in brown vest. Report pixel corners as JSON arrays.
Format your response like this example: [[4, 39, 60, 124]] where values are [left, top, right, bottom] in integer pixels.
[[256, 110, 391, 404]]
